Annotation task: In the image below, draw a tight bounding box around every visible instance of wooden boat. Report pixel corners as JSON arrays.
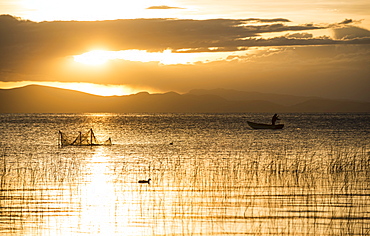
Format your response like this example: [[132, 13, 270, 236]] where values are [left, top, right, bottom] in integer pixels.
[[247, 121, 284, 129]]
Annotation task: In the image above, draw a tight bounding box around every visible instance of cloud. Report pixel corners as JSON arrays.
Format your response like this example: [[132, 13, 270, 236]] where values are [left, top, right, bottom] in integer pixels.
[[332, 26, 370, 39], [239, 35, 370, 47], [0, 15, 325, 72], [240, 18, 291, 23], [146, 5, 185, 10], [1, 15, 369, 61], [0, 15, 346, 60], [339, 19, 353, 25], [285, 33, 313, 39]]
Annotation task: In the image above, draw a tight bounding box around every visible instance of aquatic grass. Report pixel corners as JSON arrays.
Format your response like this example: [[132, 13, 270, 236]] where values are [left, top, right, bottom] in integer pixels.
[[0, 152, 83, 190], [0, 147, 8, 188], [110, 143, 370, 236], [1, 141, 369, 235], [0, 145, 87, 235]]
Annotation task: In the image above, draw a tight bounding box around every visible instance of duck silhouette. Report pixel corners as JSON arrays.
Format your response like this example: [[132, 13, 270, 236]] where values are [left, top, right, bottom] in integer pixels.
[[138, 178, 151, 184]]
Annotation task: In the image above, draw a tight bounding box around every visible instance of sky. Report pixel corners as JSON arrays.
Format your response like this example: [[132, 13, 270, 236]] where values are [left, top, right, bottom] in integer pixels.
[[0, 0, 370, 101]]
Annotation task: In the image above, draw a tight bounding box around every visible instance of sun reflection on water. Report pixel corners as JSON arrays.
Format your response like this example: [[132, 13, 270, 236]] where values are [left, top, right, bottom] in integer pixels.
[[77, 148, 152, 236], [79, 150, 115, 234]]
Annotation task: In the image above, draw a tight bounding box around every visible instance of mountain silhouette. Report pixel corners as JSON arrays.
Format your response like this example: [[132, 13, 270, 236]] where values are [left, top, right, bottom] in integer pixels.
[[1, 85, 369, 113], [188, 88, 316, 106]]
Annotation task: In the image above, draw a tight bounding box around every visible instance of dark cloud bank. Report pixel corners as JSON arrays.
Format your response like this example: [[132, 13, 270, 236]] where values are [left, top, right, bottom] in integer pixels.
[[1, 14, 369, 67]]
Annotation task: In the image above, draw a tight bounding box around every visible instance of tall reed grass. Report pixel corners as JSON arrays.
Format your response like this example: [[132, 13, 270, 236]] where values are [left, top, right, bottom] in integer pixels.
[[116, 144, 370, 235], [1, 143, 369, 235]]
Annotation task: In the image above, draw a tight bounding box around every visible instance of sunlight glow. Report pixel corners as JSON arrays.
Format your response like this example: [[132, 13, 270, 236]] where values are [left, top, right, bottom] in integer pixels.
[[0, 81, 144, 96], [74, 49, 248, 65]]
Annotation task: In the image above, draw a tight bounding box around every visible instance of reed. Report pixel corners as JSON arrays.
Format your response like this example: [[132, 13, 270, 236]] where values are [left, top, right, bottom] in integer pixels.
[[112, 143, 370, 235], [0, 145, 86, 235], [1, 142, 369, 236]]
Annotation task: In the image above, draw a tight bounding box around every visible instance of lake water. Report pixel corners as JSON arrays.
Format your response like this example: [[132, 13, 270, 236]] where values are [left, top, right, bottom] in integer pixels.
[[0, 113, 369, 236]]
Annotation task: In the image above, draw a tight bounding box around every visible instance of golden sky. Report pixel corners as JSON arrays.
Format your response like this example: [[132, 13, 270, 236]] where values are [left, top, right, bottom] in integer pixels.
[[1, 0, 370, 101]]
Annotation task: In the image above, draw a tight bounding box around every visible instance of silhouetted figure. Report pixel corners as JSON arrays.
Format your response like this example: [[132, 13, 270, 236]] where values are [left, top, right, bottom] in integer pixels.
[[272, 114, 280, 125]]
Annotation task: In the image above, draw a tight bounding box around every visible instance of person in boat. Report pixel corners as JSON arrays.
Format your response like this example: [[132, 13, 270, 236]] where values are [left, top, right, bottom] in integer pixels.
[[272, 114, 280, 125]]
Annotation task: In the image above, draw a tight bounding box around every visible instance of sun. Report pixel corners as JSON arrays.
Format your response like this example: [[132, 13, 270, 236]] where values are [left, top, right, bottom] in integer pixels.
[[73, 50, 114, 65]]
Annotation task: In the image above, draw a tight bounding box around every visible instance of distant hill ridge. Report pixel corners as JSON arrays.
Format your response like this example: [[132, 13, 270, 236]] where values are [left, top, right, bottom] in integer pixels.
[[188, 88, 318, 106], [0, 85, 369, 113]]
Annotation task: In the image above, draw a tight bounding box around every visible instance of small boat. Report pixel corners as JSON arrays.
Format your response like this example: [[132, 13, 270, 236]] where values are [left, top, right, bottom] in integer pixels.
[[247, 121, 284, 129]]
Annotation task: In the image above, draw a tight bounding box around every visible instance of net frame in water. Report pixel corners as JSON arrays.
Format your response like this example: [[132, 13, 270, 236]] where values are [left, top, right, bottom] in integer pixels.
[[58, 128, 112, 146]]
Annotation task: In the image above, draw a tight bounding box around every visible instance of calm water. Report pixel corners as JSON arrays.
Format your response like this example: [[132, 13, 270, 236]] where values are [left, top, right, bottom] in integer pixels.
[[0, 113, 369, 236]]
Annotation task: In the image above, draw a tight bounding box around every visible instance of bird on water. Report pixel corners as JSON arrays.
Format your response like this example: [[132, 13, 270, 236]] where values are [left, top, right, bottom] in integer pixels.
[[138, 178, 151, 184]]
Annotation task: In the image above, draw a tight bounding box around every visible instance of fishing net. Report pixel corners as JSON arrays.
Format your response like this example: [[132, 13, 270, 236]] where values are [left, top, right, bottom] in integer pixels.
[[59, 129, 112, 146]]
